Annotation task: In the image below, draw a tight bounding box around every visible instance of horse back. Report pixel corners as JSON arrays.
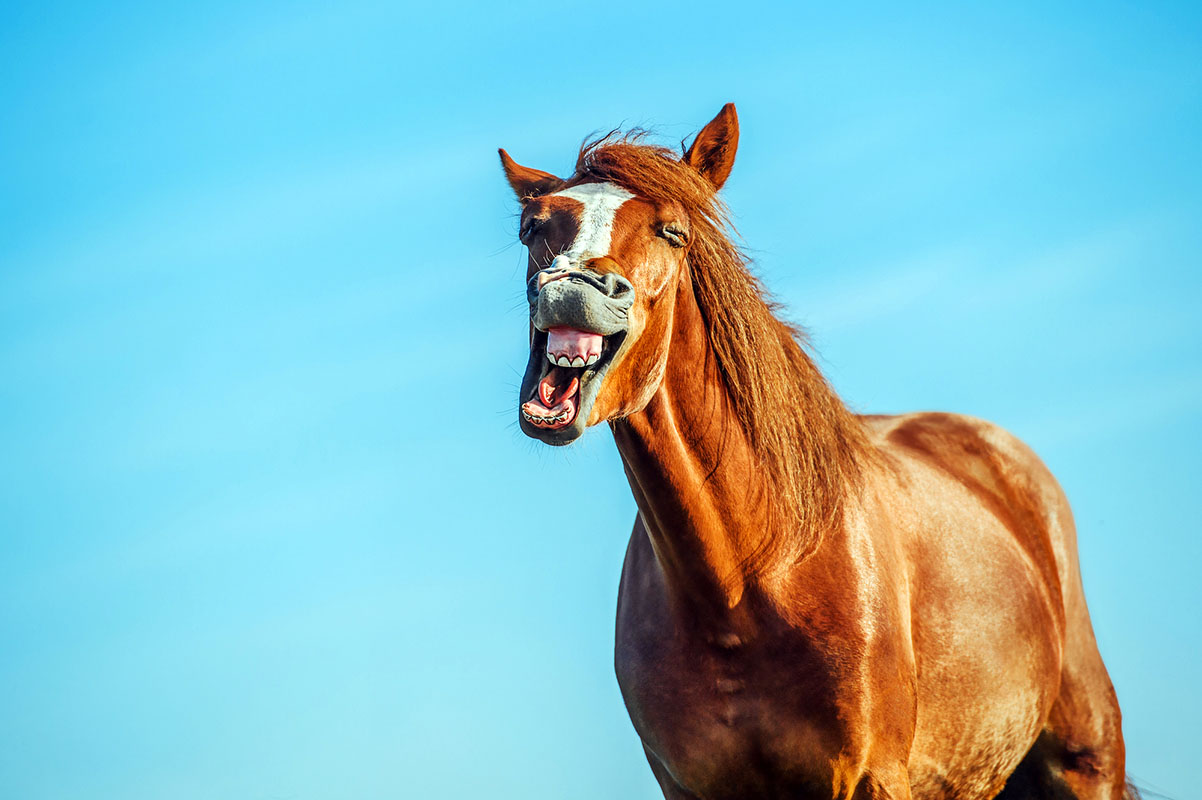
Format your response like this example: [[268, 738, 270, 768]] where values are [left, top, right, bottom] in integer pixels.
[[865, 410, 1072, 627]]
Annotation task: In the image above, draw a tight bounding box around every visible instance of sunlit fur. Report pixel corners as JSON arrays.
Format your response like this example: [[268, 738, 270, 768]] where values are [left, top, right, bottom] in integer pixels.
[[500, 105, 1134, 800], [571, 135, 873, 568]]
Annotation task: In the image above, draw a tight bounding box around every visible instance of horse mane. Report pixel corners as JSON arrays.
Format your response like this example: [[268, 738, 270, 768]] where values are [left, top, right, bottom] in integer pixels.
[[571, 132, 874, 567]]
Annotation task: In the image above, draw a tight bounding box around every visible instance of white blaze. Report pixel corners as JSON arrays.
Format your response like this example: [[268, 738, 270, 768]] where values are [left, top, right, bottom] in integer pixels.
[[552, 182, 634, 263]]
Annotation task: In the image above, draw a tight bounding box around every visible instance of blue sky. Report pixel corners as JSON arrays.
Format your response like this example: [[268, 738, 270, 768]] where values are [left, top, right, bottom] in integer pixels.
[[1, 2, 1199, 798]]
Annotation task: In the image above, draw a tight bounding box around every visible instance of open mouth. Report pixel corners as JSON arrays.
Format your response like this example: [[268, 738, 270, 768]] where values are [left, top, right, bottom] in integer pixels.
[[519, 326, 623, 440]]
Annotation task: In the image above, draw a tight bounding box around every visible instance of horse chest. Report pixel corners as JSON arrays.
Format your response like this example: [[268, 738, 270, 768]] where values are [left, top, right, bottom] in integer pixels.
[[615, 617, 847, 797]]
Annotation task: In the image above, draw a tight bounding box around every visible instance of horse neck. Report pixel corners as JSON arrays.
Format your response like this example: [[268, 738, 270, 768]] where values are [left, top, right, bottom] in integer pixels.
[[610, 271, 799, 623]]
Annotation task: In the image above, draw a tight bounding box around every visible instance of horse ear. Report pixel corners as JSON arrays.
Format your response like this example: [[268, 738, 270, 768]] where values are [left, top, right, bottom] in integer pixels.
[[498, 149, 563, 200], [684, 103, 739, 190]]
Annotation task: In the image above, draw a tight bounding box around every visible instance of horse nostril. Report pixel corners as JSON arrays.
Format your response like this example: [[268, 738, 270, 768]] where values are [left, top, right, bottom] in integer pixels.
[[604, 273, 635, 300], [532, 268, 571, 292]]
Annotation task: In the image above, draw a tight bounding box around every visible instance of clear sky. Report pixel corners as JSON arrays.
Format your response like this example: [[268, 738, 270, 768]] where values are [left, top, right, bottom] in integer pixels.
[[1, 2, 1198, 798]]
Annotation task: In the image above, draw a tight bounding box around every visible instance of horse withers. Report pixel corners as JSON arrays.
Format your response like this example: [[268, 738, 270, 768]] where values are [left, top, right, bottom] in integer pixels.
[[500, 104, 1131, 800]]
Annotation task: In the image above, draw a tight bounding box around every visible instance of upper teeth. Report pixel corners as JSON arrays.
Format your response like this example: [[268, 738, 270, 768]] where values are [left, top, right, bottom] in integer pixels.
[[546, 352, 600, 367]]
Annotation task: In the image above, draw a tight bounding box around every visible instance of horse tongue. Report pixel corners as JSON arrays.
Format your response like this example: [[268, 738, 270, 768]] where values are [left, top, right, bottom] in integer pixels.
[[539, 373, 579, 408], [547, 327, 603, 360]]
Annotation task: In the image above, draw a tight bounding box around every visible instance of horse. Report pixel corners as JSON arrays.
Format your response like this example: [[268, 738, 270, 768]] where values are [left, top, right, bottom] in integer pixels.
[[499, 104, 1132, 800]]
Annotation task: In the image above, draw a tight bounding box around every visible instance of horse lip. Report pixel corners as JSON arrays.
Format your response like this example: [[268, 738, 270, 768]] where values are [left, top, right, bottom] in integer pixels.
[[519, 271, 634, 442], [518, 330, 627, 445]]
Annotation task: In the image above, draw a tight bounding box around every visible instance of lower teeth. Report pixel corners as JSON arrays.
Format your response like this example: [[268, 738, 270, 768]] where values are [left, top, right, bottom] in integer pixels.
[[523, 410, 567, 425]]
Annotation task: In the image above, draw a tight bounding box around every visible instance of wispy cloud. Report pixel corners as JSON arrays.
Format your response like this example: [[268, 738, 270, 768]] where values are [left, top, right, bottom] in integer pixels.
[[794, 215, 1167, 336], [1, 138, 477, 303], [796, 246, 969, 332], [1015, 369, 1202, 449]]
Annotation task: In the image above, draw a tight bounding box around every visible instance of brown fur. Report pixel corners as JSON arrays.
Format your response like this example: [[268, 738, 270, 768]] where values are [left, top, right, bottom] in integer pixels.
[[569, 131, 873, 569], [500, 104, 1131, 800]]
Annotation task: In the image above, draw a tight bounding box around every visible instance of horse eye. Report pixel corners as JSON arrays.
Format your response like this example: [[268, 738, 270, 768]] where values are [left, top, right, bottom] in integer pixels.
[[660, 226, 687, 248], [520, 220, 542, 243]]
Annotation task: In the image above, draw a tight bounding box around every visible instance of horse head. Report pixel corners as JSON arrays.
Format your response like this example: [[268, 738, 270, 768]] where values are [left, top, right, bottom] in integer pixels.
[[500, 104, 739, 445]]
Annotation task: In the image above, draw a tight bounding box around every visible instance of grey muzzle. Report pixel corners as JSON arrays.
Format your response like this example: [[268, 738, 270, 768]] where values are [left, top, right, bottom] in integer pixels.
[[528, 267, 635, 334]]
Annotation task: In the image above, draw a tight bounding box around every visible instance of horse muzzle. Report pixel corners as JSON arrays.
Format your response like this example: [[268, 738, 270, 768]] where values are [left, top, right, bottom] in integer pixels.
[[518, 263, 635, 444], [527, 264, 634, 335]]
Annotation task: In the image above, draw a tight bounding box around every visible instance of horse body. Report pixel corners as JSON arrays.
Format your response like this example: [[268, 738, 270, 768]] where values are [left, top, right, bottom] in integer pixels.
[[609, 270, 1101, 799], [500, 104, 1127, 799], [615, 413, 1079, 799]]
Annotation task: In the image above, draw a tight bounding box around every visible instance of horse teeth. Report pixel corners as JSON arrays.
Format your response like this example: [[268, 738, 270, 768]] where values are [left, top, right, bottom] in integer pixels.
[[585, 354, 599, 365], [556, 355, 572, 367], [522, 404, 572, 426], [546, 351, 557, 364]]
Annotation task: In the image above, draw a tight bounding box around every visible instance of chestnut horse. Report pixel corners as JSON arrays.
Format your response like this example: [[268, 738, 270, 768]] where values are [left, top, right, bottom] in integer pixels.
[[500, 104, 1131, 800]]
